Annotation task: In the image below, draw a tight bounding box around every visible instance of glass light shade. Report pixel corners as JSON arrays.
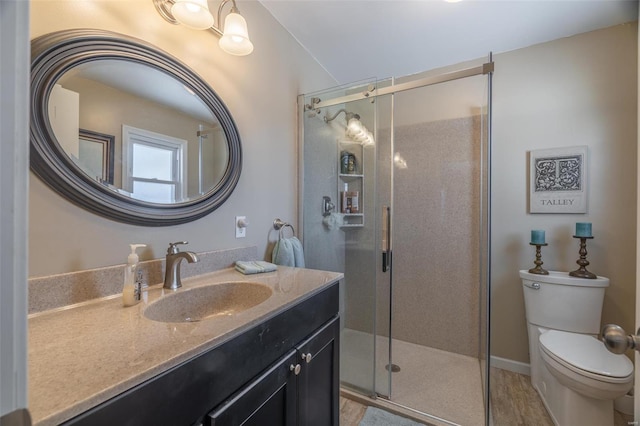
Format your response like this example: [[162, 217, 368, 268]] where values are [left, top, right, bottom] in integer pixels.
[[364, 131, 375, 146], [347, 118, 363, 133], [171, 0, 214, 30], [219, 12, 254, 56], [347, 126, 366, 141]]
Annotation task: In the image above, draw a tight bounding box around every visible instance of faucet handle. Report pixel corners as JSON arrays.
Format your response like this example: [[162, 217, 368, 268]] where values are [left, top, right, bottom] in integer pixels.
[[167, 241, 188, 254]]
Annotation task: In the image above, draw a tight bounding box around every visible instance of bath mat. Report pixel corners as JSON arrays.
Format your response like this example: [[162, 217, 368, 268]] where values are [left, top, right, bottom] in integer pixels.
[[359, 406, 428, 426]]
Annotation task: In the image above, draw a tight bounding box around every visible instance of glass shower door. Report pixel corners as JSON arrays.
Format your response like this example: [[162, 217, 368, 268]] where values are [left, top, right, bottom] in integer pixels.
[[299, 79, 392, 397], [385, 71, 490, 424], [300, 59, 492, 425]]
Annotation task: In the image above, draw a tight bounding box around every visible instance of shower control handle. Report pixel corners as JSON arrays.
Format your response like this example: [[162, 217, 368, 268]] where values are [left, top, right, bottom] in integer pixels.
[[601, 324, 640, 354]]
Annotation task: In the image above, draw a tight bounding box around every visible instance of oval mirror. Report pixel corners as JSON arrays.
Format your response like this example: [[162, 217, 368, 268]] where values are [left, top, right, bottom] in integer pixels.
[[30, 29, 242, 226]]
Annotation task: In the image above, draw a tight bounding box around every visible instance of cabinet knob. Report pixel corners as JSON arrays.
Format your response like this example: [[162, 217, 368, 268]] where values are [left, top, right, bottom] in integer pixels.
[[302, 353, 312, 363], [290, 363, 301, 375]]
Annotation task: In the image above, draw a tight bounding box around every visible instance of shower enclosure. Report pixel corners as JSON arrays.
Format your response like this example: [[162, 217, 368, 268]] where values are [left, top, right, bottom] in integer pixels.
[[298, 60, 492, 425]]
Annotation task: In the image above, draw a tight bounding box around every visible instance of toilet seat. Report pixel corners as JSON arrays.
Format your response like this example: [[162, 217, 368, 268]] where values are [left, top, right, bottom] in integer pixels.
[[539, 330, 633, 383]]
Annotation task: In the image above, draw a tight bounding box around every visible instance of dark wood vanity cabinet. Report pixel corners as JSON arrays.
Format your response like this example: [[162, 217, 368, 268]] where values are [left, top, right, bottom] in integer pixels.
[[208, 316, 340, 426], [296, 316, 340, 426], [63, 282, 339, 426], [209, 350, 299, 425]]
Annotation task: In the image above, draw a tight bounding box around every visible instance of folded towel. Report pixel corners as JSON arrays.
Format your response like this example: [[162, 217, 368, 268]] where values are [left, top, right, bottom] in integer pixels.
[[272, 237, 305, 267], [235, 261, 277, 275]]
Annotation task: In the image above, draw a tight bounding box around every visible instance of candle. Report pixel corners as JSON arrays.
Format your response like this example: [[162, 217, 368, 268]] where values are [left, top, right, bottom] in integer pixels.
[[575, 222, 592, 238], [531, 230, 546, 245]]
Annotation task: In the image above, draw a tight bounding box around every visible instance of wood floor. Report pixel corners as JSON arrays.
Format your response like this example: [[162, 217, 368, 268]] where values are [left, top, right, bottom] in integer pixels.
[[490, 367, 553, 425], [490, 367, 633, 426], [341, 369, 634, 426], [340, 396, 368, 425]]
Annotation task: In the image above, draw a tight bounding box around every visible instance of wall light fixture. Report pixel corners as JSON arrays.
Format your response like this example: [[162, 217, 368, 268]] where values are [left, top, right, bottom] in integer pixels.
[[153, 0, 254, 56]]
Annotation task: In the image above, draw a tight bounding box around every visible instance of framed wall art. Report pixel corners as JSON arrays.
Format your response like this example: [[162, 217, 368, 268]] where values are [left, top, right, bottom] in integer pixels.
[[529, 146, 587, 214]]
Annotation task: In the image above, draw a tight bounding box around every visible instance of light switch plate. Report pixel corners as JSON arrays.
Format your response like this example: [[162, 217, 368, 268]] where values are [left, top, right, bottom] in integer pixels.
[[235, 216, 247, 238]]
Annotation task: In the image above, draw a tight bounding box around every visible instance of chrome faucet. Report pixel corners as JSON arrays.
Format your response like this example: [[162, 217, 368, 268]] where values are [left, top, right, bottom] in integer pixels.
[[163, 241, 199, 290]]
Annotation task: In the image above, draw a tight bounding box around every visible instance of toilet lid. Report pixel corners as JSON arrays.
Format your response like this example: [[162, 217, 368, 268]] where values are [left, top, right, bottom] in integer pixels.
[[539, 330, 633, 378]]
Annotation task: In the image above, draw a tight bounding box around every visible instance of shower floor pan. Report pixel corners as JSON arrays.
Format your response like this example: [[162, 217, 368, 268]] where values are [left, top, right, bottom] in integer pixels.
[[341, 328, 485, 426]]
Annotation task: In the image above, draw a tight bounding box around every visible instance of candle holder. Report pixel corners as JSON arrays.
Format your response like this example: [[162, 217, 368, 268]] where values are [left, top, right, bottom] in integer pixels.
[[569, 236, 597, 279], [528, 243, 549, 275]]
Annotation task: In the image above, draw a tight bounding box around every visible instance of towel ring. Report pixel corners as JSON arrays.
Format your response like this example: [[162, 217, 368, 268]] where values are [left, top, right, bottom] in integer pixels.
[[273, 218, 295, 239]]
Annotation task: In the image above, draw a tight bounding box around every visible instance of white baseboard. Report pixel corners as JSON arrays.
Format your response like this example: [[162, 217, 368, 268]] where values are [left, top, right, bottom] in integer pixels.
[[490, 355, 531, 376]]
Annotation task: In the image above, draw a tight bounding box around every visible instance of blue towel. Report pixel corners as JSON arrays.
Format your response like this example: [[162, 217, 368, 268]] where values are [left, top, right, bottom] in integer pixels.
[[235, 261, 277, 275], [272, 238, 295, 266], [291, 237, 305, 268], [272, 237, 305, 267]]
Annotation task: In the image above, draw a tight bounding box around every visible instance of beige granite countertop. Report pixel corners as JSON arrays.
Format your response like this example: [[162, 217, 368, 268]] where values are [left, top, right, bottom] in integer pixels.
[[28, 266, 342, 425]]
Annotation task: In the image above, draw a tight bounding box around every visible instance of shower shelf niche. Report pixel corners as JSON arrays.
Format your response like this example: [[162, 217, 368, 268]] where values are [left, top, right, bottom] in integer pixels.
[[338, 139, 364, 228], [341, 214, 364, 228]]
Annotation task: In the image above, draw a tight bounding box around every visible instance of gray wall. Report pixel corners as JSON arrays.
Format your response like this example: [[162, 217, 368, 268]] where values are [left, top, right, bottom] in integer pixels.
[[0, 0, 29, 417], [29, 1, 337, 278], [491, 23, 637, 364], [301, 108, 345, 275]]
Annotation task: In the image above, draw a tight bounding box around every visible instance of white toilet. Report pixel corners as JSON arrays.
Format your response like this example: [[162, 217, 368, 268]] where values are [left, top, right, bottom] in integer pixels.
[[520, 270, 633, 426]]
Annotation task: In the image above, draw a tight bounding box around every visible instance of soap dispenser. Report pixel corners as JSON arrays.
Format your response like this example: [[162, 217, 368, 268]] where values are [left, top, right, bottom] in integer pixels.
[[123, 244, 146, 307]]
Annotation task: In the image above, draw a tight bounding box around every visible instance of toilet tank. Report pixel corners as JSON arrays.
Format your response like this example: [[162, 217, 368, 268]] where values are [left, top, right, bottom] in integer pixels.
[[520, 270, 609, 335]]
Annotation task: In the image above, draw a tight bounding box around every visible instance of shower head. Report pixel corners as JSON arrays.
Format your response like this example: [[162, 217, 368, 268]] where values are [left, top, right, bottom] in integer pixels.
[[323, 108, 359, 124]]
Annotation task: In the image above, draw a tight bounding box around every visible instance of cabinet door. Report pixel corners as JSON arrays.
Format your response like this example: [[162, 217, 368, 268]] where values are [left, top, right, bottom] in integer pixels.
[[208, 350, 298, 426], [296, 316, 340, 426]]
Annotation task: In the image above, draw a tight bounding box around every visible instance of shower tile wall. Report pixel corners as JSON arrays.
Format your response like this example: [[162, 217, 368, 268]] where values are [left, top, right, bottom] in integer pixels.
[[392, 116, 482, 357], [340, 101, 378, 334], [302, 112, 346, 275], [302, 93, 380, 345]]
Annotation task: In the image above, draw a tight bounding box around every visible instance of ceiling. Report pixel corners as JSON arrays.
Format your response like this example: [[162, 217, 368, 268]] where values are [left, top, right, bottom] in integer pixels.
[[259, 0, 638, 85]]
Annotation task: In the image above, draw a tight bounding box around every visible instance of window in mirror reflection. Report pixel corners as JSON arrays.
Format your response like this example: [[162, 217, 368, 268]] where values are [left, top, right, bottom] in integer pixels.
[[122, 125, 187, 203]]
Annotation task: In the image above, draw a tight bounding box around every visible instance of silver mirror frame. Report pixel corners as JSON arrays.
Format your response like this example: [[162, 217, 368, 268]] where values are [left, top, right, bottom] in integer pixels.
[[30, 29, 242, 226]]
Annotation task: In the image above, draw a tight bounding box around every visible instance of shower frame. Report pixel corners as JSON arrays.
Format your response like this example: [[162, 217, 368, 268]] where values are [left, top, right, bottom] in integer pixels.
[[298, 58, 494, 425]]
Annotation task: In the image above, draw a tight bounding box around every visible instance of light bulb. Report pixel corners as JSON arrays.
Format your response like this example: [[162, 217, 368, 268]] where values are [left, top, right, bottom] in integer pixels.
[[364, 131, 375, 146], [347, 118, 363, 133], [353, 128, 367, 141], [185, 3, 200, 12], [171, 0, 214, 30]]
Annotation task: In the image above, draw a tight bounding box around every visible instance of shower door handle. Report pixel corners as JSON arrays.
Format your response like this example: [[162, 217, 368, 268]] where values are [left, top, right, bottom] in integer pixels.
[[381, 206, 391, 272]]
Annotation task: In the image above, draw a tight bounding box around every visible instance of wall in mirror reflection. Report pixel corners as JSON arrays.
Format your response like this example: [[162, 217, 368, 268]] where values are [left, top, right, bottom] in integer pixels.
[[50, 62, 229, 204]]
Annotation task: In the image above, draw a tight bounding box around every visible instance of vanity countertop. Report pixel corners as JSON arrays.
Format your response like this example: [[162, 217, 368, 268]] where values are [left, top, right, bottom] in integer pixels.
[[28, 266, 342, 425]]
